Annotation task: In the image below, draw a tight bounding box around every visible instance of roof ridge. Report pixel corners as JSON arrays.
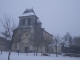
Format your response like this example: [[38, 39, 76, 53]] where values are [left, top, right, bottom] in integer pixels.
[[23, 8, 35, 14]]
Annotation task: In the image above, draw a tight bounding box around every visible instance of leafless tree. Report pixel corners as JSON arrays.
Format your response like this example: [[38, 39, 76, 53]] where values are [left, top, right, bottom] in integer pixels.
[[32, 26, 44, 56], [0, 15, 17, 60], [44, 38, 53, 53], [54, 35, 61, 57]]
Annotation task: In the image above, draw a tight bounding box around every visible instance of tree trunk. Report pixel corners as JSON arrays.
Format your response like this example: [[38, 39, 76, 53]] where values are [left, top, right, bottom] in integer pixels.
[[18, 52, 19, 56], [1, 50, 2, 55], [36, 47, 38, 56], [36, 50, 37, 56], [41, 52, 42, 56], [74, 48, 76, 58], [8, 38, 12, 60], [49, 52, 50, 57], [34, 51, 35, 56], [66, 48, 67, 56], [56, 41, 58, 57], [26, 50, 28, 56], [36, 52, 37, 56], [56, 46, 58, 57], [8, 51, 11, 60]]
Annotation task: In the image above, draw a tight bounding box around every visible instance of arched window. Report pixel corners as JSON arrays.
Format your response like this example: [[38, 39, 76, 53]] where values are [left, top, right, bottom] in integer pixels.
[[28, 18, 31, 25], [22, 18, 25, 26]]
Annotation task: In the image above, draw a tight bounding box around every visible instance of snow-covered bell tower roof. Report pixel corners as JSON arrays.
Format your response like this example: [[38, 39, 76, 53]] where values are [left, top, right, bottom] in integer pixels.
[[19, 8, 38, 19], [23, 8, 35, 14]]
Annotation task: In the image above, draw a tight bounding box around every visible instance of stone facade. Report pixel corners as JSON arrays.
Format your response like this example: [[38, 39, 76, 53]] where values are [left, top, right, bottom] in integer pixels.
[[12, 8, 53, 53]]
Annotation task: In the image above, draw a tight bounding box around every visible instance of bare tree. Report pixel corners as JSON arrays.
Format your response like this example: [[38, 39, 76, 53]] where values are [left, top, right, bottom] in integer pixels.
[[0, 15, 17, 60], [44, 38, 53, 53], [32, 26, 44, 56], [54, 35, 61, 57]]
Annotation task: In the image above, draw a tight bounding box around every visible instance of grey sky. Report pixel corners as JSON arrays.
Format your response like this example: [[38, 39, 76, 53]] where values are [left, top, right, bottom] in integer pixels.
[[0, 0, 80, 37]]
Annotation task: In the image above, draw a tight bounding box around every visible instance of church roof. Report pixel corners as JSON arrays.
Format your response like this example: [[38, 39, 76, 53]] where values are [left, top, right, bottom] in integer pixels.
[[63, 32, 71, 39], [23, 8, 35, 14], [22, 8, 35, 16], [19, 8, 38, 19], [21, 12, 35, 16]]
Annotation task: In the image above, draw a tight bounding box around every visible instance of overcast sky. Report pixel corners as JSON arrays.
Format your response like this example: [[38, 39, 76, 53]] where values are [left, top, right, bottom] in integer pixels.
[[0, 0, 80, 37]]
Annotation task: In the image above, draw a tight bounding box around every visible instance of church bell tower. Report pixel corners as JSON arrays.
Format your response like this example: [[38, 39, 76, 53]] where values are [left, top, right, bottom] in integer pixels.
[[19, 8, 39, 28]]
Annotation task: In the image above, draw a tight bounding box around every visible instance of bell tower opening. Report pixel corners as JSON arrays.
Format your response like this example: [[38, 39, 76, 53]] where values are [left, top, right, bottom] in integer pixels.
[[19, 8, 39, 27], [28, 18, 31, 25], [22, 18, 25, 26]]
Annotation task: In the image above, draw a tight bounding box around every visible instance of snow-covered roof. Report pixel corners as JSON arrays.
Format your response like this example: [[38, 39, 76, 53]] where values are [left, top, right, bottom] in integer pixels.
[[23, 8, 35, 14], [19, 8, 39, 19], [60, 32, 72, 47], [63, 32, 71, 39], [20, 12, 35, 17], [64, 41, 70, 47]]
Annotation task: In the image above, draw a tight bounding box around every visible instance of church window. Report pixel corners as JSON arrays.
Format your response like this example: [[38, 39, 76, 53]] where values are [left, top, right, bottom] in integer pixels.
[[28, 18, 31, 25], [22, 18, 25, 25]]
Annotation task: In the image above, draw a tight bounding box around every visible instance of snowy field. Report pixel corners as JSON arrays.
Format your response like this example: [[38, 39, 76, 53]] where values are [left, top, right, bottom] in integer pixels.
[[0, 51, 80, 60]]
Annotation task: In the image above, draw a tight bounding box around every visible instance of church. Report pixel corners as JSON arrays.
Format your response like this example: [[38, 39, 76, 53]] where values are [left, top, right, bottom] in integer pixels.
[[12, 8, 53, 53]]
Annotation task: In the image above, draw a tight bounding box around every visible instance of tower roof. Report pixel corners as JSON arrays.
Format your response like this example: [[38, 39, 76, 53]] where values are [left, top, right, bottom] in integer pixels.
[[62, 32, 72, 42], [64, 32, 71, 38], [19, 8, 38, 19], [23, 8, 35, 14]]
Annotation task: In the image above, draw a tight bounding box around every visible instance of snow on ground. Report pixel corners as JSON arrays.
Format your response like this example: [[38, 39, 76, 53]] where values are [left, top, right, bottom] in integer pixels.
[[0, 51, 80, 60]]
